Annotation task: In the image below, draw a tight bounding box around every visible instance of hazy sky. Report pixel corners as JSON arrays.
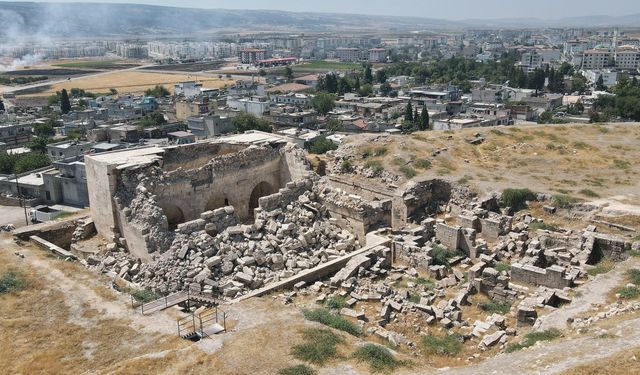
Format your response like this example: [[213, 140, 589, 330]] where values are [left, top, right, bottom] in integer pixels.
[[4, 0, 640, 20]]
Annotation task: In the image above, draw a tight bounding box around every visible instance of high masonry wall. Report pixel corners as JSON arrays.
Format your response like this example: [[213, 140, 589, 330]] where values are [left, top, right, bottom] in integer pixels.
[[85, 140, 311, 260]]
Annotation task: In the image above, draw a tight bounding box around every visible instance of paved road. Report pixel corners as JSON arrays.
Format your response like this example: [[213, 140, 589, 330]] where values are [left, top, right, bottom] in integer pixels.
[[0, 205, 30, 228]]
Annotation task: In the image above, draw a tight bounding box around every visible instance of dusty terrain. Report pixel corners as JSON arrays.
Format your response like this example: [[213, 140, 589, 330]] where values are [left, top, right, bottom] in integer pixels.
[[30, 70, 234, 96], [334, 123, 640, 209], [2, 231, 640, 375]]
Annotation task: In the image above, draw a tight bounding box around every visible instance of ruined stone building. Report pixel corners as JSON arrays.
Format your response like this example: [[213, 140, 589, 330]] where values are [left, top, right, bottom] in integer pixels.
[[85, 131, 310, 260]]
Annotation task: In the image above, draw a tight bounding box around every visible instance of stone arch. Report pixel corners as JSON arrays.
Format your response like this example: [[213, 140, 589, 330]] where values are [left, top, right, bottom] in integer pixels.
[[248, 181, 276, 217], [160, 203, 185, 230], [205, 195, 231, 212]]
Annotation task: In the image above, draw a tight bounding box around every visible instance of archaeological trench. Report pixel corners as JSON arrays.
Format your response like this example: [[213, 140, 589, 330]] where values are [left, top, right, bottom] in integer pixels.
[[14, 133, 640, 354]]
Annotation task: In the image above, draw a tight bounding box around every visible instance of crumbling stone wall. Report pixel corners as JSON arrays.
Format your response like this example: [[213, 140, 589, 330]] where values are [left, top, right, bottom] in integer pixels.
[[511, 263, 572, 289], [317, 186, 393, 243], [91, 141, 311, 259]]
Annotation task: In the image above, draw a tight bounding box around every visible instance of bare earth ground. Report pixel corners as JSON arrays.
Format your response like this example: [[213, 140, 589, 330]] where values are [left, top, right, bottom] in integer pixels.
[[2, 231, 640, 375], [339, 123, 640, 205], [27, 70, 235, 96]]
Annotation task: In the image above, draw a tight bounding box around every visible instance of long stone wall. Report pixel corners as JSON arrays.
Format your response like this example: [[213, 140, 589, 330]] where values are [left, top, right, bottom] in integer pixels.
[[511, 263, 571, 289]]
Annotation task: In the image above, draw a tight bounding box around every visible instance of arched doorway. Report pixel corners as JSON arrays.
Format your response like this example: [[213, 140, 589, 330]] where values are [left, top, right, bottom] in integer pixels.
[[160, 203, 185, 230], [248, 181, 275, 217], [205, 195, 230, 212]]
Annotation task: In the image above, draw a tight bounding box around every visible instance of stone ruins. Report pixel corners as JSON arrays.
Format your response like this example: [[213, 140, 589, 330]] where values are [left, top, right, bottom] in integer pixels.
[[22, 130, 638, 354]]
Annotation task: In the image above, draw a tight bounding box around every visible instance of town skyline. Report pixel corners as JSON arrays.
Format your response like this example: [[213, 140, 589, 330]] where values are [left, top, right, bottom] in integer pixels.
[[2, 0, 640, 20]]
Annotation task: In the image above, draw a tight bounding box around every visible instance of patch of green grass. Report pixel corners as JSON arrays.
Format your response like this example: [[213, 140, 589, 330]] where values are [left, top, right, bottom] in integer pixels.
[[362, 146, 388, 158], [291, 328, 345, 365], [414, 277, 435, 288], [529, 221, 560, 232], [352, 344, 406, 373], [495, 262, 511, 272], [421, 334, 463, 356], [502, 188, 536, 210], [612, 159, 631, 170], [629, 250, 640, 258], [627, 269, 640, 285], [0, 270, 27, 294], [490, 129, 506, 136], [457, 175, 472, 185], [414, 159, 432, 169], [302, 308, 362, 336], [618, 286, 640, 299], [364, 160, 384, 174], [392, 157, 406, 166], [573, 141, 591, 150], [430, 245, 462, 268], [340, 159, 352, 173], [553, 194, 580, 208], [129, 289, 159, 303], [324, 296, 347, 310], [278, 364, 317, 375], [505, 329, 561, 353], [399, 165, 417, 178], [596, 333, 617, 339], [297, 60, 362, 71], [478, 300, 512, 314], [54, 60, 120, 69], [587, 258, 614, 277], [408, 292, 421, 304], [579, 189, 600, 198]]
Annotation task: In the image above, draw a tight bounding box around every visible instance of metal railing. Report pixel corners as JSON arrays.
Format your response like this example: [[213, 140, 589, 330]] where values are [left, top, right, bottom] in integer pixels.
[[177, 305, 227, 339]]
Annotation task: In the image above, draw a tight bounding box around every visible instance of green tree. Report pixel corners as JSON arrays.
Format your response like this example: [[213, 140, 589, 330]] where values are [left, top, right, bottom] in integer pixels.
[[595, 75, 606, 91], [28, 136, 50, 153], [363, 64, 373, 84], [379, 82, 392, 96], [60, 89, 71, 114], [375, 69, 387, 84], [419, 105, 430, 130], [338, 77, 351, 95], [572, 74, 587, 93], [13, 153, 51, 174], [358, 84, 373, 97], [145, 85, 170, 97], [404, 102, 414, 123], [138, 112, 167, 129], [232, 112, 272, 133], [538, 111, 554, 124], [312, 92, 336, 116], [325, 118, 345, 132], [284, 66, 294, 82], [309, 137, 338, 154], [33, 120, 55, 137], [258, 69, 267, 77]]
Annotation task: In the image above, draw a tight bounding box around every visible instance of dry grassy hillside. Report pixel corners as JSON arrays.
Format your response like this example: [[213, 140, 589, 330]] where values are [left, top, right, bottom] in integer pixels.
[[337, 123, 640, 204]]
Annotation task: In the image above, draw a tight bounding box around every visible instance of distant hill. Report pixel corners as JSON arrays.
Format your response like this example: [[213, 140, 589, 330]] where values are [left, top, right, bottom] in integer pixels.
[[0, 1, 638, 40]]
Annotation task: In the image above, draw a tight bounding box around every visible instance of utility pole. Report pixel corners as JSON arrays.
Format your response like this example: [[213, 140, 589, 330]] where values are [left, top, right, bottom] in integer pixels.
[[14, 173, 28, 226]]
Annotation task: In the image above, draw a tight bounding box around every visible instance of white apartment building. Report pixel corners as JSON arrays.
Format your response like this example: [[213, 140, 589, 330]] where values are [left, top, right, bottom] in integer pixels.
[[582, 69, 618, 87], [582, 48, 612, 70], [336, 48, 363, 62], [615, 46, 640, 69]]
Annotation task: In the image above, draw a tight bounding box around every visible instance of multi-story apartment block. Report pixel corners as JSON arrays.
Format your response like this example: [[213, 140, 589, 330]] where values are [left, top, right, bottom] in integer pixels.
[[582, 48, 612, 70], [240, 49, 268, 64]]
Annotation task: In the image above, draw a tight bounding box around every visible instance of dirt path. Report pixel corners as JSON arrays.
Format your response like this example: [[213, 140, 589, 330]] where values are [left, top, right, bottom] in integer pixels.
[[536, 257, 640, 331], [1, 234, 177, 335], [441, 317, 640, 375]]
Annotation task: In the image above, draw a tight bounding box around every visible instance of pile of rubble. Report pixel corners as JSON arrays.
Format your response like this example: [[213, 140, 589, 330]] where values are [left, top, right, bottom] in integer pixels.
[[93, 188, 360, 299]]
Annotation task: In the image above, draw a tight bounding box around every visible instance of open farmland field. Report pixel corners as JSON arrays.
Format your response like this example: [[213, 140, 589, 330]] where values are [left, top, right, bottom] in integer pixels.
[[52, 59, 140, 70], [27, 70, 235, 96]]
